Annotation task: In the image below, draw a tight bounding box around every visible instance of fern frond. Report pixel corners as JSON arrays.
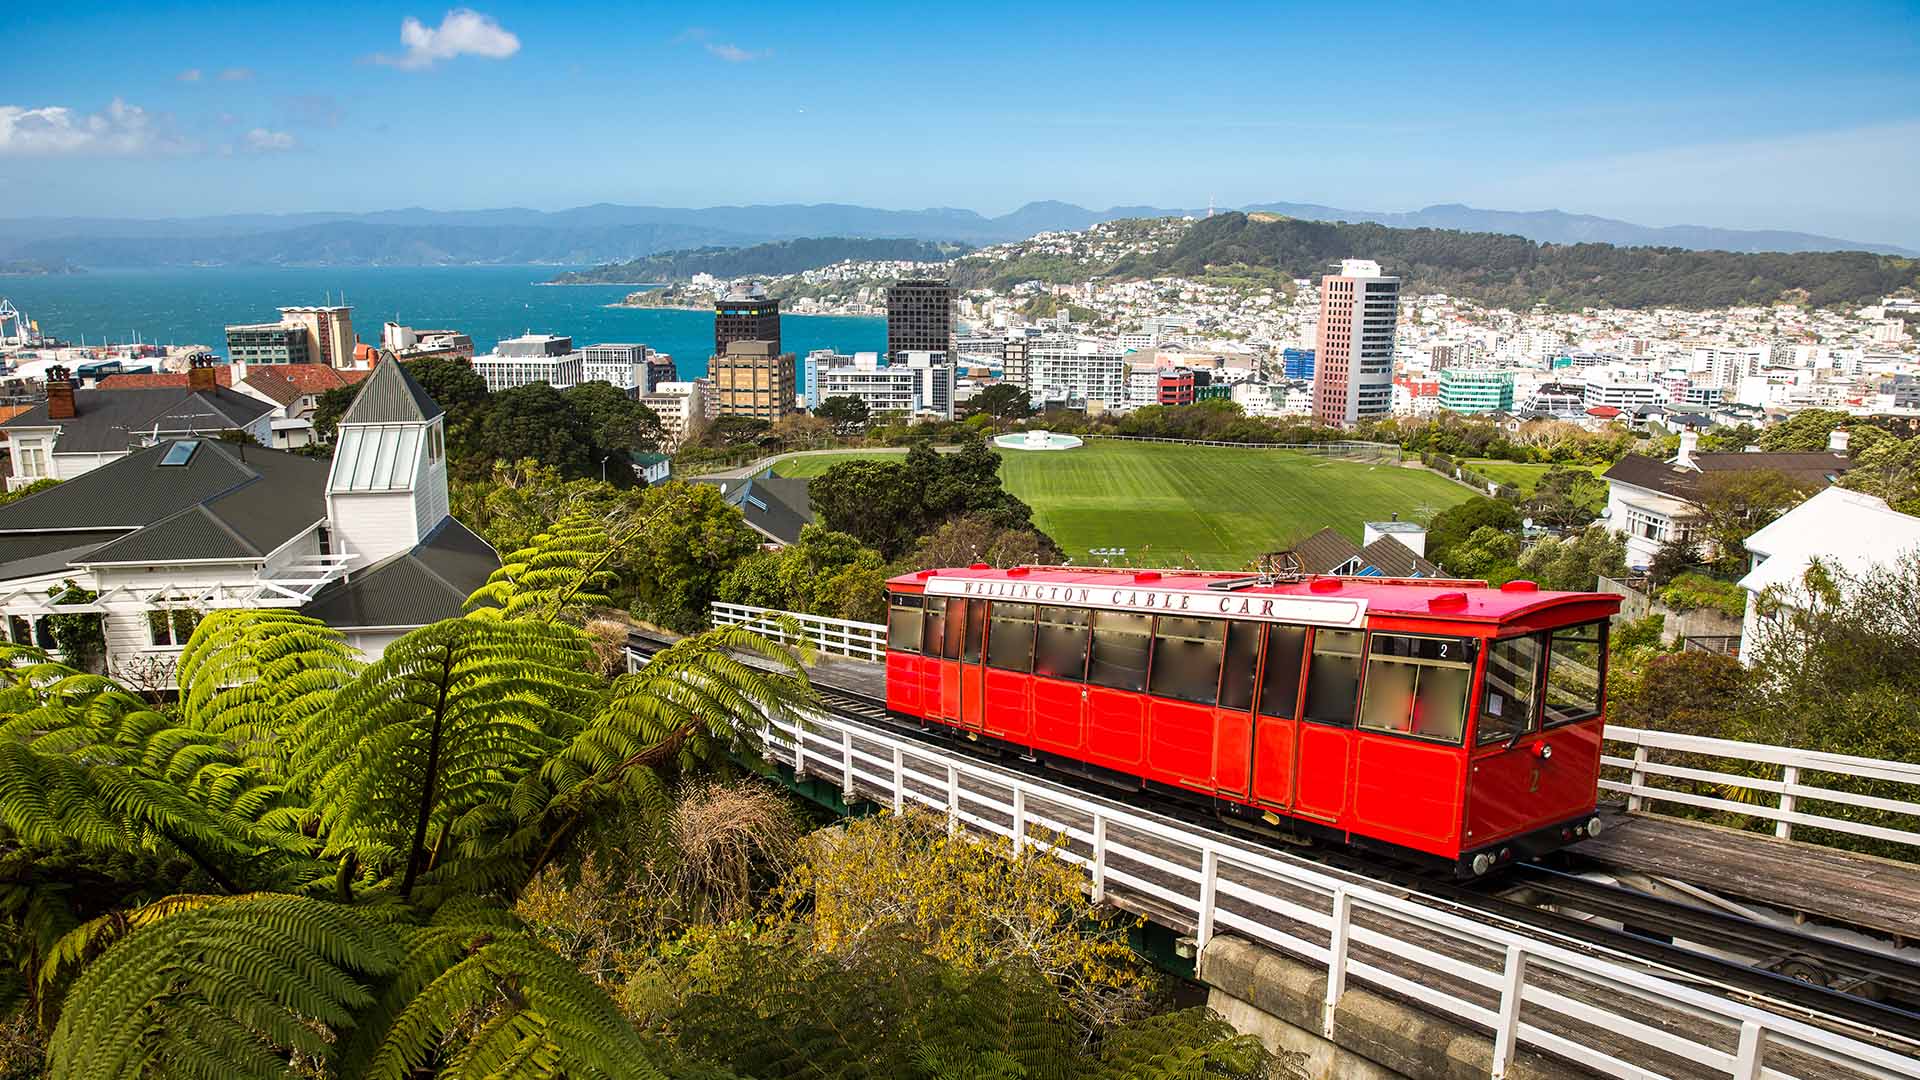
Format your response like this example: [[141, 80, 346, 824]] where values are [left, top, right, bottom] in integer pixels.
[[176, 610, 362, 776]]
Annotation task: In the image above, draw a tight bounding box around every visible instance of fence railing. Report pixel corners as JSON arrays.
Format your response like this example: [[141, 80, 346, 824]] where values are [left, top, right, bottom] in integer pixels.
[[717, 686, 1917, 1080], [1087, 434, 1399, 458], [709, 601, 886, 662], [1602, 726, 1920, 850]]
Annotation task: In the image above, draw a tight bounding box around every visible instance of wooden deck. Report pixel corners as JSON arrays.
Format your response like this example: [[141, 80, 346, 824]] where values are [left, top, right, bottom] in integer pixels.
[[1580, 809, 1920, 943]]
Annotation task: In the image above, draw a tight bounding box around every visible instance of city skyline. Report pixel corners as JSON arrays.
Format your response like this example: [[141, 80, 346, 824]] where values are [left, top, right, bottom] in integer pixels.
[[2, 1, 1917, 248]]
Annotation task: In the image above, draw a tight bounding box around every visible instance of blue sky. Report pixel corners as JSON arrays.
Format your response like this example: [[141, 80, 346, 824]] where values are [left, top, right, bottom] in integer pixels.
[[4, 0, 1918, 246]]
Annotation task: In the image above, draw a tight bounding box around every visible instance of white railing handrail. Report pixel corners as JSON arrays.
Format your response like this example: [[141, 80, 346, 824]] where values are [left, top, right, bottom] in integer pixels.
[[685, 670, 1917, 1080], [704, 604, 1920, 853]]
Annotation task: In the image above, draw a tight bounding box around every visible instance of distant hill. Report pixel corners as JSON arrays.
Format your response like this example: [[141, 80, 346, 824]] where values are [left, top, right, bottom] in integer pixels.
[[548, 237, 970, 284], [1, 198, 1908, 269], [1101, 213, 1920, 310]]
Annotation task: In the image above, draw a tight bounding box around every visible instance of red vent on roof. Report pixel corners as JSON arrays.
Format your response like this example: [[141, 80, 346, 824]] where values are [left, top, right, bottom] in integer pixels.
[[1008, 566, 1030, 577], [916, 569, 938, 579], [1309, 577, 1342, 594], [1501, 580, 1539, 593], [1428, 591, 1469, 611], [1134, 571, 1161, 582]]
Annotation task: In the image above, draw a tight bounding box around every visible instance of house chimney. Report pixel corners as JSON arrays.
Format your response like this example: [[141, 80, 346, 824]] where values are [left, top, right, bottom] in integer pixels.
[[1829, 427, 1850, 453], [187, 353, 218, 392], [1676, 429, 1699, 469], [45, 366, 76, 421]]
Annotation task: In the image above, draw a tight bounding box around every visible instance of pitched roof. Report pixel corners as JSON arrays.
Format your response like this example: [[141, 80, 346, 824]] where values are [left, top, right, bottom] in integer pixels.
[[98, 368, 237, 390], [1739, 487, 1920, 596], [301, 518, 500, 628], [1356, 536, 1444, 578], [340, 359, 443, 425], [240, 368, 304, 408], [695, 474, 815, 546], [1603, 450, 1851, 501], [1291, 527, 1363, 575], [0, 387, 275, 452], [0, 439, 329, 572]]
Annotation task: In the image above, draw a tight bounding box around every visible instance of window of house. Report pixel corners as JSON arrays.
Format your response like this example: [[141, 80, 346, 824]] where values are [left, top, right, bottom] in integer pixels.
[[1358, 634, 1476, 744], [1148, 616, 1224, 705], [1478, 635, 1543, 745], [147, 605, 201, 648], [1033, 605, 1089, 682], [986, 603, 1035, 672], [1302, 629, 1365, 727], [887, 594, 924, 654], [16, 446, 48, 479], [1544, 623, 1606, 725], [428, 423, 445, 464]]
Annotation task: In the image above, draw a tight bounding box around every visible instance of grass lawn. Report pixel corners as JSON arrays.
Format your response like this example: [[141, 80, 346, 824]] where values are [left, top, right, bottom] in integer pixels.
[[769, 441, 1472, 567], [1462, 459, 1608, 493]]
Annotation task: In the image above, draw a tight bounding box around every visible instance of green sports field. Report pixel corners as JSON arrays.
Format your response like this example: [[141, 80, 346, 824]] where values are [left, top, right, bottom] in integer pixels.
[[1462, 459, 1608, 493], [773, 442, 1471, 568]]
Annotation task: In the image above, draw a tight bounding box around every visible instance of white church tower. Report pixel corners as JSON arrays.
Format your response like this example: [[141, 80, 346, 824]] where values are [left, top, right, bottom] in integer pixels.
[[325, 360, 451, 569]]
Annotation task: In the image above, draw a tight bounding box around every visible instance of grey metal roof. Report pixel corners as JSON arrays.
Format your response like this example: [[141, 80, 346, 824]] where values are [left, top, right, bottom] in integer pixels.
[[0, 440, 330, 570], [1356, 536, 1443, 579], [1291, 527, 1363, 576], [1602, 451, 1851, 501], [694, 475, 814, 546], [301, 518, 500, 628], [0, 531, 125, 581], [339, 360, 444, 425], [1, 387, 274, 453]]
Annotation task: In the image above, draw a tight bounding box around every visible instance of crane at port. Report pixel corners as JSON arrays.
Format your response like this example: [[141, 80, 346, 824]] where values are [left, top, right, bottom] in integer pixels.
[[0, 298, 41, 346]]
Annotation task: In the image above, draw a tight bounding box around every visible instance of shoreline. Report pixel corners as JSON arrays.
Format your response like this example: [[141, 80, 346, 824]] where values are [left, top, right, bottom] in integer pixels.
[[603, 300, 884, 318]]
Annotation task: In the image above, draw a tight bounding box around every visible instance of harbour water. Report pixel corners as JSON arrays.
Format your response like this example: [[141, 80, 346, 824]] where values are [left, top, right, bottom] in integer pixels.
[[0, 265, 886, 390]]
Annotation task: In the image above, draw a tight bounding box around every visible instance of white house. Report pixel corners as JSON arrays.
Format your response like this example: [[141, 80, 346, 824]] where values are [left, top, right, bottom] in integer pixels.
[[1735, 486, 1920, 665], [1600, 429, 1853, 569], [3, 362, 276, 491], [0, 360, 499, 680]]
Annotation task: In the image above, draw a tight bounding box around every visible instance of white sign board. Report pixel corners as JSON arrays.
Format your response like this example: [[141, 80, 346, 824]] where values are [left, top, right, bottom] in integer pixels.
[[922, 576, 1367, 628]]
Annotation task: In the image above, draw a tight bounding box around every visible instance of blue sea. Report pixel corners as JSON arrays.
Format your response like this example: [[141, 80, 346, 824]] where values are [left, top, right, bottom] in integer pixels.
[[0, 265, 886, 390]]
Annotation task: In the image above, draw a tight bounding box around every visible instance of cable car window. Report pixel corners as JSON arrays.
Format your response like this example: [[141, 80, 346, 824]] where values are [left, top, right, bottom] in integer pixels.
[[887, 594, 924, 654], [1477, 634, 1543, 745], [1088, 611, 1153, 692], [1358, 635, 1476, 743], [960, 599, 986, 663], [1033, 605, 1090, 682], [942, 597, 973, 660], [924, 597, 947, 660], [1302, 630, 1364, 727], [1149, 616, 1224, 705], [986, 603, 1036, 672], [1257, 625, 1308, 719], [1218, 621, 1261, 711], [1544, 622, 1606, 725]]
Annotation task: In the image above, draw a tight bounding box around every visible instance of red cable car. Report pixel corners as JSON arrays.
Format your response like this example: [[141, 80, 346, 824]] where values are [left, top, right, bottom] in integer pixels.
[[882, 565, 1621, 876]]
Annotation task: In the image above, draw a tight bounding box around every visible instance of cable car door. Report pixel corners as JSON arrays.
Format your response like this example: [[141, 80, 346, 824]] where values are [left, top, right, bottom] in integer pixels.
[[956, 598, 987, 731]]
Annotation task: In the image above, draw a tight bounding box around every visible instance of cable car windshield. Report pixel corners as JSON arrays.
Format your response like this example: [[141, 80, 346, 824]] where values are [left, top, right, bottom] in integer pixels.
[[1358, 634, 1477, 744]]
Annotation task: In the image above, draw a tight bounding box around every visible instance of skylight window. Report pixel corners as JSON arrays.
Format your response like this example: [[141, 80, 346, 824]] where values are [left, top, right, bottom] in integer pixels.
[[160, 440, 200, 466]]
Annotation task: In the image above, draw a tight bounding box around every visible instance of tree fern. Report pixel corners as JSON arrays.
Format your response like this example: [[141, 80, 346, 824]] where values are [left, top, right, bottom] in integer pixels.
[[466, 511, 623, 623], [176, 610, 363, 776]]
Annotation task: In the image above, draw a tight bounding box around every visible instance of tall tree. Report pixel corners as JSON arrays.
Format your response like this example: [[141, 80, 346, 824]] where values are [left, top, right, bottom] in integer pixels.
[[963, 382, 1035, 421], [480, 383, 601, 480], [815, 394, 871, 434], [565, 380, 664, 458]]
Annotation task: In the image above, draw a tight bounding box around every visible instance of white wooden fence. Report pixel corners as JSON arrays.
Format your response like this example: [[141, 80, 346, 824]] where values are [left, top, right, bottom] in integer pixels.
[[1604, 727, 1920, 850], [709, 602, 887, 662], [753, 699, 1918, 1080], [713, 605, 1920, 855]]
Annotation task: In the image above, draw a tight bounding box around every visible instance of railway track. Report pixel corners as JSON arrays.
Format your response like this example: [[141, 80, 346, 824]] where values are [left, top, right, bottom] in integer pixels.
[[627, 630, 1920, 1051]]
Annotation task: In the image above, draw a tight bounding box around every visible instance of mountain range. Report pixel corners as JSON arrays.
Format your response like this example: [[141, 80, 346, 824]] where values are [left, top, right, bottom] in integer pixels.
[[0, 200, 1908, 269]]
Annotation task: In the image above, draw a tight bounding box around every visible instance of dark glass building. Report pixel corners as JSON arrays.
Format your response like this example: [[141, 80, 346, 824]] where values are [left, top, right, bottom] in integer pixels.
[[714, 283, 781, 357], [885, 279, 956, 362]]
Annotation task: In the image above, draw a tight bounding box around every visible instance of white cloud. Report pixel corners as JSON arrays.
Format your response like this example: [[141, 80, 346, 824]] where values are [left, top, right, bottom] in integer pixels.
[[374, 9, 520, 70], [218, 67, 254, 81], [244, 128, 296, 152], [177, 68, 202, 83], [705, 42, 770, 63], [0, 99, 193, 158]]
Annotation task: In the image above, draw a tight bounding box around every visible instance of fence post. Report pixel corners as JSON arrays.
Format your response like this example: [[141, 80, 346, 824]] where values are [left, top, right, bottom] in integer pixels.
[[1091, 814, 1107, 904], [1196, 848, 1219, 950], [891, 747, 904, 814], [946, 763, 960, 835], [1776, 765, 1798, 841], [793, 721, 807, 779], [841, 729, 855, 803], [1323, 888, 1352, 1038], [1627, 744, 1649, 812], [1732, 1020, 1765, 1080], [1491, 944, 1528, 1080], [1011, 787, 1026, 853]]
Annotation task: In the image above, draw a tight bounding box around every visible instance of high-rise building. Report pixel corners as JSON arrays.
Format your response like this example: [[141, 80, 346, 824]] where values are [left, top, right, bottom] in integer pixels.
[[714, 283, 781, 357], [1436, 368, 1516, 414], [886, 279, 956, 362], [1280, 347, 1316, 381], [1028, 337, 1125, 407], [278, 306, 355, 369], [1312, 260, 1399, 428], [581, 343, 657, 395], [225, 322, 313, 365], [808, 350, 955, 420], [471, 333, 583, 392], [710, 340, 797, 424]]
